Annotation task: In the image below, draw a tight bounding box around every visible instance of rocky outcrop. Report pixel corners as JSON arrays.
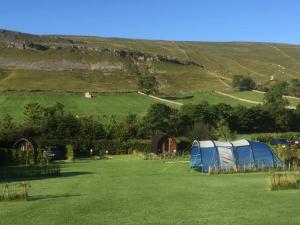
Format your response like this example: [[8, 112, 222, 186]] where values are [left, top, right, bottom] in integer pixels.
[[0, 29, 204, 71], [0, 58, 124, 71], [89, 62, 123, 71]]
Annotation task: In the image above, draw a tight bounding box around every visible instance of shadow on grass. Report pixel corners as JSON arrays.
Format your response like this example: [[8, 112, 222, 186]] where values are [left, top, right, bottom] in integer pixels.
[[60, 171, 92, 177], [57, 159, 91, 164], [30, 194, 81, 201], [162, 95, 194, 100], [0, 171, 93, 183]]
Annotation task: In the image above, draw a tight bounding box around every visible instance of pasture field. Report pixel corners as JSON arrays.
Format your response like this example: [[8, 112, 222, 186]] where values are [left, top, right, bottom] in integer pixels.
[[0, 92, 160, 122], [165, 91, 254, 107], [0, 91, 256, 123], [228, 91, 265, 102], [1, 90, 299, 123], [228, 91, 300, 107], [1, 156, 300, 225]]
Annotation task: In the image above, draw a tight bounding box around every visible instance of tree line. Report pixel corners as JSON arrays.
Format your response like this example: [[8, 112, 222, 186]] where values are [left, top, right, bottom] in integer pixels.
[[1, 82, 300, 153]]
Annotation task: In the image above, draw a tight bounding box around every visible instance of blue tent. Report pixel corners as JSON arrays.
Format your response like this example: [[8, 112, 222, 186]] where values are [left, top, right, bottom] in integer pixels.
[[190, 139, 284, 173]]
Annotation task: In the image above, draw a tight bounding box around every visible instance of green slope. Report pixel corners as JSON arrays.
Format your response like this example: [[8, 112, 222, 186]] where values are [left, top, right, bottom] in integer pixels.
[[228, 91, 300, 107], [1, 29, 300, 93], [164, 91, 254, 107], [0, 92, 160, 122], [0, 91, 264, 122]]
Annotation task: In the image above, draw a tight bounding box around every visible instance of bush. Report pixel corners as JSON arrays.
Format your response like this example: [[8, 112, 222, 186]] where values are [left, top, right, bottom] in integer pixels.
[[66, 144, 74, 161], [251, 132, 300, 144], [93, 139, 151, 155], [8, 148, 50, 165], [0, 182, 29, 201], [232, 75, 256, 91], [272, 146, 300, 166], [268, 172, 300, 191], [0, 148, 9, 164], [9, 148, 35, 165]]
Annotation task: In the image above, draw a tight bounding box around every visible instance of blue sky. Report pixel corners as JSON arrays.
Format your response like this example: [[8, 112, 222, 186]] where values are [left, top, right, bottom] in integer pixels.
[[1, 0, 300, 44]]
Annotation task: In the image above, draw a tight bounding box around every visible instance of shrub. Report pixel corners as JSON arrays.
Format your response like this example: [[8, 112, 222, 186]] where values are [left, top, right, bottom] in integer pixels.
[[9, 148, 35, 165], [232, 75, 256, 91], [251, 132, 300, 144], [144, 153, 160, 160], [93, 139, 151, 155], [0, 148, 9, 164], [272, 145, 300, 167], [66, 144, 74, 161], [0, 182, 29, 201], [268, 172, 300, 191], [8, 148, 50, 165]]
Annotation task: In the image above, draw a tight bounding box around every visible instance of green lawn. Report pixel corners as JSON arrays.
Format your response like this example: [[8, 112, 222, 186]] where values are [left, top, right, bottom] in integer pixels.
[[0, 92, 160, 122], [1, 90, 299, 123], [228, 91, 265, 102], [1, 156, 300, 225], [228, 91, 300, 107], [0, 91, 254, 123], [166, 91, 254, 107]]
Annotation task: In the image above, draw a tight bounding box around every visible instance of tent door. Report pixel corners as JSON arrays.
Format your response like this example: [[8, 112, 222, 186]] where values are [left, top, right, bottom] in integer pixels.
[[218, 146, 236, 170]]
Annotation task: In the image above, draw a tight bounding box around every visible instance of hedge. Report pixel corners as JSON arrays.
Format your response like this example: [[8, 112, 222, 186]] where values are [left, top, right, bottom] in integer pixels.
[[250, 132, 300, 144], [92, 139, 152, 155]]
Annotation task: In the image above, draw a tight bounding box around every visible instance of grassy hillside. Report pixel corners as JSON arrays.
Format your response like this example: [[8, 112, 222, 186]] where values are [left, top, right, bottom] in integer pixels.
[[1, 156, 300, 225], [0, 92, 161, 122], [163, 91, 255, 107], [0, 91, 270, 122], [1, 29, 300, 93], [228, 91, 300, 107]]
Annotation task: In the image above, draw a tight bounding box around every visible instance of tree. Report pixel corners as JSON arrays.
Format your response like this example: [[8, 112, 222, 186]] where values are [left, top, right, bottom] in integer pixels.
[[142, 103, 173, 135], [187, 122, 215, 140], [290, 79, 300, 97], [232, 75, 256, 91], [80, 116, 106, 148], [180, 101, 218, 126], [263, 82, 289, 110], [230, 106, 274, 133], [23, 103, 44, 126], [0, 114, 15, 142], [116, 113, 140, 141], [263, 82, 292, 131], [213, 119, 235, 141], [138, 76, 158, 94], [212, 103, 233, 121], [55, 114, 81, 140], [40, 103, 65, 139]]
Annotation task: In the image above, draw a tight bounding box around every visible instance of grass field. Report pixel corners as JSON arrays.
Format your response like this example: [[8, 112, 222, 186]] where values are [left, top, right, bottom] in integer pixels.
[[0, 92, 160, 122], [0, 91, 257, 122], [1, 156, 300, 225], [165, 91, 254, 107], [1, 90, 299, 123], [228, 91, 300, 107], [228, 91, 265, 102]]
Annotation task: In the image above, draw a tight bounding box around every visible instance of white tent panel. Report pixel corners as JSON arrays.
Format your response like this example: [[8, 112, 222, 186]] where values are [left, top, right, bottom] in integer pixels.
[[217, 146, 236, 169], [232, 139, 250, 147], [199, 140, 214, 148], [213, 141, 232, 147]]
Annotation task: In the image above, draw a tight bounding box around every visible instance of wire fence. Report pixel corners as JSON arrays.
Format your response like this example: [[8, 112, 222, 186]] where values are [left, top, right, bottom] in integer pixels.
[[0, 164, 60, 179]]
